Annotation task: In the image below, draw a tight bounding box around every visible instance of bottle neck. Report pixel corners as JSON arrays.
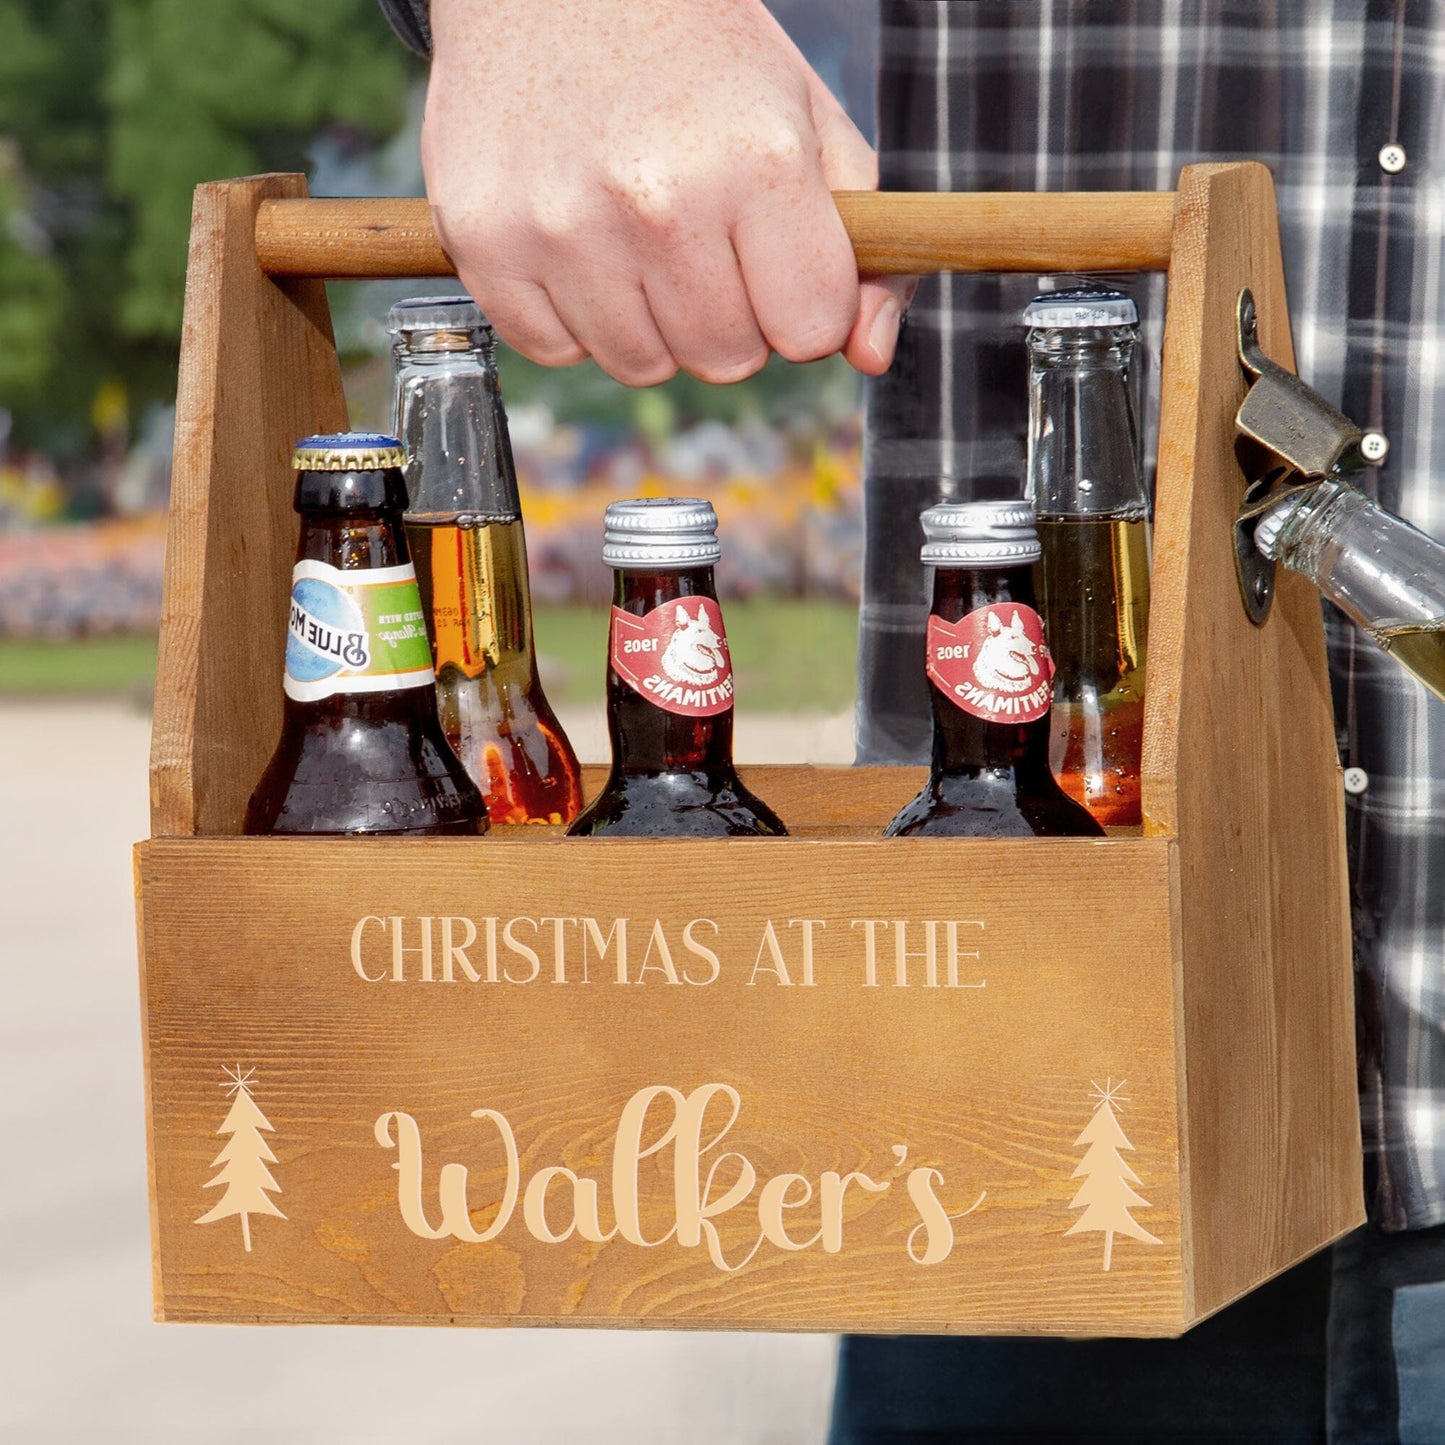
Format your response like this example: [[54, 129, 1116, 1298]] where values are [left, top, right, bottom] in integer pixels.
[[1263, 475, 1445, 634], [607, 565, 735, 775], [928, 564, 1056, 783], [1025, 327, 1146, 519], [297, 508, 406, 570], [393, 344, 522, 520]]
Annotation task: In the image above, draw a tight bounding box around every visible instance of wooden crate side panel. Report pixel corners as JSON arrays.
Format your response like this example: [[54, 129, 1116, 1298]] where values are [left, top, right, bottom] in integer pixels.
[[1153, 163, 1362, 1318], [151, 174, 348, 838], [139, 835, 1189, 1334]]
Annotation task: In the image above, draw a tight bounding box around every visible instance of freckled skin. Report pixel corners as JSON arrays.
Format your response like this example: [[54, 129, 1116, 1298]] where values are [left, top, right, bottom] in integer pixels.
[[424, 0, 916, 386]]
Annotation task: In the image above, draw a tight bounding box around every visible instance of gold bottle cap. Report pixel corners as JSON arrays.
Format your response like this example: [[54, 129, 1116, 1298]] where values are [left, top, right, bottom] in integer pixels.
[[292, 433, 405, 472]]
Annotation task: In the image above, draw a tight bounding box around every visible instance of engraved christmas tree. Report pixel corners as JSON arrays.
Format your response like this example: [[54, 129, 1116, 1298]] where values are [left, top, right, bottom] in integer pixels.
[[1064, 1079, 1160, 1270], [195, 1065, 285, 1251]]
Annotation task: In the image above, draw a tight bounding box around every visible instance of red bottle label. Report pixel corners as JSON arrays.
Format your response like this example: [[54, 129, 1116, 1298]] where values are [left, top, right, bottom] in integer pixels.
[[610, 600, 735, 717], [927, 604, 1054, 723]]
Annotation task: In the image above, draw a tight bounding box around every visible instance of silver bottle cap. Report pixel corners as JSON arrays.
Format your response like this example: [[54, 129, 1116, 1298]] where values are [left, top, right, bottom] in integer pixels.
[[920, 500, 1042, 565], [602, 498, 722, 568], [386, 295, 495, 345], [1023, 286, 1138, 330]]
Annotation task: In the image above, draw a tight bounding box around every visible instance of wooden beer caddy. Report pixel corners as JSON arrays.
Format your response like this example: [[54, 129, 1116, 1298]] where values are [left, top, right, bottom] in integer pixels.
[[135, 163, 1361, 1336]]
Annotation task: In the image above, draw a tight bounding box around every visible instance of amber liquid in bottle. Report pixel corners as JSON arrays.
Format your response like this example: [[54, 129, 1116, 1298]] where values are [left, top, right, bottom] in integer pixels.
[[246, 482, 487, 836], [1035, 515, 1150, 827], [1372, 620, 1445, 702], [568, 566, 787, 837], [408, 513, 582, 825], [886, 560, 1104, 839]]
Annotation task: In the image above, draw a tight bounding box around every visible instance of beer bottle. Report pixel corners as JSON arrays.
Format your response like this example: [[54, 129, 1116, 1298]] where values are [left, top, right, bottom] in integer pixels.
[[885, 500, 1104, 838], [244, 433, 488, 836], [1255, 474, 1445, 702], [389, 296, 582, 826], [567, 498, 787, 837], [1024, 286, 1150, 827]]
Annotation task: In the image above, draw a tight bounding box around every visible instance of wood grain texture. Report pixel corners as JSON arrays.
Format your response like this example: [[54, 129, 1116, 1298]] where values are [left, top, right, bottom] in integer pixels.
[[1144, 163, 1362, 1317], [254, 192, 1176, 280], [138, 833, 1188, 1334], [152, 174, 349, 838]]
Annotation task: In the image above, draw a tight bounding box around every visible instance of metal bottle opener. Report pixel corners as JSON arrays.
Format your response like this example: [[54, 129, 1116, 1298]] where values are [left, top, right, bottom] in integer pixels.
[[1232, 289, 1365, 624]]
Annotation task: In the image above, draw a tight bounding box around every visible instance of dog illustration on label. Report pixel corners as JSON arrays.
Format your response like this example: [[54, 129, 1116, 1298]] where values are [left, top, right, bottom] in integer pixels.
[[661, 602, 727, 686], [972, 611, 1041, 694]]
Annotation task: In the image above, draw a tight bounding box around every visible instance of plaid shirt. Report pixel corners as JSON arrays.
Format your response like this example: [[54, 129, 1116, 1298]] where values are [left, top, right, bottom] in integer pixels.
[[864, 0, 1445, 1233]]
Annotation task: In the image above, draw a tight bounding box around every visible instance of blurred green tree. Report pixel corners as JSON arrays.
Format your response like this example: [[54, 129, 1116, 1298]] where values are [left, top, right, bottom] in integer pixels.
[[109, 0, 414, 338], [0, 0, 417, 451], [0, 143, 67, 407]]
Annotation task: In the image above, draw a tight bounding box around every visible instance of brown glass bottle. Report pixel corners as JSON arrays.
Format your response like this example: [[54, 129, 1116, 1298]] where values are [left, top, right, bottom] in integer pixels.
[[886, 501, 1104, 839], [244, 433, 487, 836], [567, 498, 786, 837]]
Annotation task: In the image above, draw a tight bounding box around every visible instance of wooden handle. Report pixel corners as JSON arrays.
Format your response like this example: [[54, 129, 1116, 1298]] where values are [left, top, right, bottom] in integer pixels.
[[253, 191, 1176, 279]]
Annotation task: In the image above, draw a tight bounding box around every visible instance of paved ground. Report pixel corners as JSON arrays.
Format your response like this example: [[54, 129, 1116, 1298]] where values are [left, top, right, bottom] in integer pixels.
[[0, 700, 847, 1445]]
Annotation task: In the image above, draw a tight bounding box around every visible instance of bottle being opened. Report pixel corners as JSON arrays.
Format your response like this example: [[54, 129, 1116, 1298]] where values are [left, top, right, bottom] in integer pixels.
[[244, 433, 487, 836], [885, 500, 1104, 838], [567, 498, 787, 837], [1024, 286, 1151, 827], [389, 296, 582, 826], [1255, 473, 1445, 702]]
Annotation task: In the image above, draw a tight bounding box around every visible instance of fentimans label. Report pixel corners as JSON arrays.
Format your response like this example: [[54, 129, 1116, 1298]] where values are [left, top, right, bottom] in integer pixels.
[[284, 560, 435, 702], [610, 599, 735, 717], [927, 605, 1054, 724]]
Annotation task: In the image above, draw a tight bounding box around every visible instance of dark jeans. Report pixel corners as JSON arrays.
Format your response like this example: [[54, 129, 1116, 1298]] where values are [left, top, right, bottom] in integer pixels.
[[829, 1253, 1330, 1444], [829, 1228, 1445, 1444]]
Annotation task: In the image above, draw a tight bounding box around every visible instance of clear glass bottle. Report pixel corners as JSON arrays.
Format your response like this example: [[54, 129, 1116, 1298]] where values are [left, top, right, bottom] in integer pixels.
[[885, 500, 1103, 839], [568, 498, 787, 837], [389, 296, 582, 825], [1255, 475, 1445, 702], [1024, 286, 1151, 827]]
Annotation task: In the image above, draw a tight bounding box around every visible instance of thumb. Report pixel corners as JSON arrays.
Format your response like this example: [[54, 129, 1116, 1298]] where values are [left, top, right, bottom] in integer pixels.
[[844, 273, 918, 376]]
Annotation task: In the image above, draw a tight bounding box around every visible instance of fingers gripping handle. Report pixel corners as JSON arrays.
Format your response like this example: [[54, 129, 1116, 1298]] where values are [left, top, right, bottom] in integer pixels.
[[253, 191, 1176, 280]]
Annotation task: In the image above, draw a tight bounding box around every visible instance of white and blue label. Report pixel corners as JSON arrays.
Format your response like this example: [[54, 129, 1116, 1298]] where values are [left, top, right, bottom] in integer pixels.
[[283, 560, 435, 703]]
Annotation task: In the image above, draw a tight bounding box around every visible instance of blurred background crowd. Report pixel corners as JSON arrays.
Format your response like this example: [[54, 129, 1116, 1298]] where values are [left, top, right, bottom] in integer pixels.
[[0, 0, 875, 706]]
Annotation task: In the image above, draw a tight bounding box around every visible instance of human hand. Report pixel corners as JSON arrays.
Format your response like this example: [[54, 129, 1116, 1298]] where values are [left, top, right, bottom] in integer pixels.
[[424, 0, 913, 385]]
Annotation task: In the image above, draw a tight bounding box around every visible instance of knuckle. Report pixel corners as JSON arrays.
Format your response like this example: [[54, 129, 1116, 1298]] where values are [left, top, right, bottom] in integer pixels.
[[456, 283, 582, 368], [607, 166, 690, 242], [529, 185, 591, 247], [772, 313, 851, 364], [527, 337, 590, 368], [694, 349, 770, 386], [749, 122, 810, 178], [609, 353, 678, 388], [484, 315, 583, 368]]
